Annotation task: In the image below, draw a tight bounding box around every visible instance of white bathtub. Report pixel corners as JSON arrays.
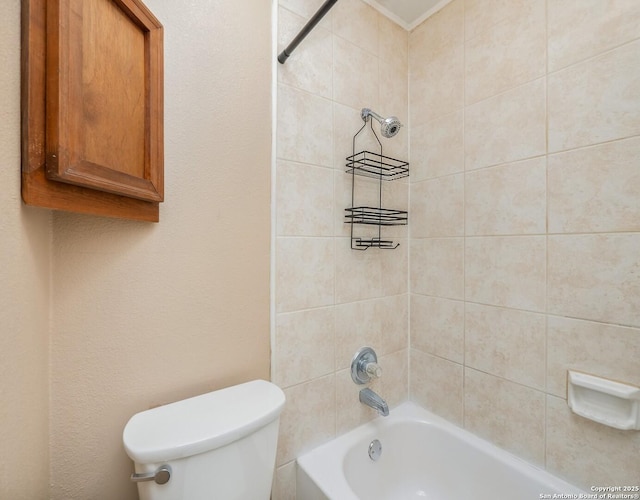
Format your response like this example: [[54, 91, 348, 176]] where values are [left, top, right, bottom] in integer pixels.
[[297, 402, 586, 499]]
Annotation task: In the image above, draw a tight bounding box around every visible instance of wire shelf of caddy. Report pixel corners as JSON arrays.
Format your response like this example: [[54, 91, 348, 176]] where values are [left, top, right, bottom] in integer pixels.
[[344, 206, 408, 226], [345, 151, 409, 180]]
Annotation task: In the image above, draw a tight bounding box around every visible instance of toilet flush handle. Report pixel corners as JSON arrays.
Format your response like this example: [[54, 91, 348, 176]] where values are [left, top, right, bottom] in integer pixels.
[[130, 465, 171, 485]]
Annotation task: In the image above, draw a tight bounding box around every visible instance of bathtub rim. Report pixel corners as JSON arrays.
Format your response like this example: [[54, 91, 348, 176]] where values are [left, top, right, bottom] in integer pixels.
[[295, 401, 586, 499]]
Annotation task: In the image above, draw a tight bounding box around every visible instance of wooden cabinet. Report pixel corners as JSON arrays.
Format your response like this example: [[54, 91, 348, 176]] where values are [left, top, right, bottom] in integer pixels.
[[21, 0, 164, 222]]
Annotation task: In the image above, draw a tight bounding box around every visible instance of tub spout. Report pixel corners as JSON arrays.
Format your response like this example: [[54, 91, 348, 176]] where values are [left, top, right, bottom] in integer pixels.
[[359, 388, 389, 417]]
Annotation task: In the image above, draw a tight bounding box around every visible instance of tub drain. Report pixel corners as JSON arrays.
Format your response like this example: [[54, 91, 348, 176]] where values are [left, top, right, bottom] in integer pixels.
[[368, 439, 382, 461]]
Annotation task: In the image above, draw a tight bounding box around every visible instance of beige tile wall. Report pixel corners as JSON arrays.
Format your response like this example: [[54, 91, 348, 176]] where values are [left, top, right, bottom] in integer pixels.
[[410, 0, 640, 490], [274, 0, 409, 497], [275, 0, 639, 496]]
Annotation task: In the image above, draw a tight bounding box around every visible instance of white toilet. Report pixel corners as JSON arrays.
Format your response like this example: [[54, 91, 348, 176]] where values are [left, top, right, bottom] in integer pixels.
[[122, 379, 285, 500]]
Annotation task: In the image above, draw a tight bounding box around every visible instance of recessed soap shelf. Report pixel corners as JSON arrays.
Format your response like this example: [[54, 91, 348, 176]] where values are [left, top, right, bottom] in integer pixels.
[[567, 371, 640, 430]]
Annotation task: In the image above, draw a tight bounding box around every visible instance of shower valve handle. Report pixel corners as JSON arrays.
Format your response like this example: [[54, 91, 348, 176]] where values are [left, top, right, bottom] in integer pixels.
[[366, 362, 382, 379]]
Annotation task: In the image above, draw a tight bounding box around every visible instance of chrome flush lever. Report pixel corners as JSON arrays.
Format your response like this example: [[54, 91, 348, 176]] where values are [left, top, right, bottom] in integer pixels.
[[130, 465, 172, 485]]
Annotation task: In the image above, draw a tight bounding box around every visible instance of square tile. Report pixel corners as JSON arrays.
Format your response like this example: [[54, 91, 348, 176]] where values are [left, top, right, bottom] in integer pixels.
[[276, 160, 334, 236], [277, 84, 333, 167], [465, 0, 545, 104], [465, 303, 546, 390], [465, 157, 546, 236], [548, 234, 640, 327], [548, 137, 640, 233], [411, 238, 464, 300], [410, 294, 464, 363], [278, 7, 332, 99], [548, 0, 640, 71], [276, 237, 334, 313], [410, 111, 464, 181], [548, 40, 640, 152], [410, 349, 463, 426], [465, 78, 546, 171], [465, 369, 545, 466], [411, 174, 464, 238], [465, 236, 546, 312], [274, 308, 335, 388], [277, 375, 335, 465]]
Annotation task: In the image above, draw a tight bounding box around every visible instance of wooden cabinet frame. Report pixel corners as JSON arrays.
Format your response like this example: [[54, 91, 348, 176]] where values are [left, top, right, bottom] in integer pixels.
[[21, 0, 164, 222]]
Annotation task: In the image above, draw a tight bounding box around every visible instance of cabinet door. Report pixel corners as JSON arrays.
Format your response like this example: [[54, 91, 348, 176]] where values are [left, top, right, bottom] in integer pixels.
[[21, 0, 163, 222], [46, 0, 163, 201]]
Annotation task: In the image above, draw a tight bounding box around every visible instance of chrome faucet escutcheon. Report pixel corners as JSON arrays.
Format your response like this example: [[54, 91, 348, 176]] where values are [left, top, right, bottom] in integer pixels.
[[351, 347, 383, 385]]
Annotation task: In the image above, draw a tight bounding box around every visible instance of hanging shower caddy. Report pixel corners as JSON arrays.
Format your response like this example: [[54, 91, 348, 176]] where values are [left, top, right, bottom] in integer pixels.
[[345, 110, 409, 250]]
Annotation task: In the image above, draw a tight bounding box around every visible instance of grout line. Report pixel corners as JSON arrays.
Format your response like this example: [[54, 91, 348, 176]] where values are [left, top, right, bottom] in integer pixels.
[[406, 22, 412, 403], [461, 0, 467, 429], [404, 133, 640, 182], [275, 158, 340, 171], [270, 0, 279, 384], [547, 36, 640, 76], [408, 291, 640, 330], [411, 230, 640, 239], [464, 75, 546, 110], [410, 128, 640, 182], [544, 0, 549, 469], [456, 365, 548, 396], [330, 20, 338, 438], [547, 132, 640, 157], [277, 80, 334, 105]]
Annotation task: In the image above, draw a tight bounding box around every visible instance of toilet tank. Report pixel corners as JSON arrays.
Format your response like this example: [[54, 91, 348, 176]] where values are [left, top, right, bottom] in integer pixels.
[[123, 379, 285, 500]]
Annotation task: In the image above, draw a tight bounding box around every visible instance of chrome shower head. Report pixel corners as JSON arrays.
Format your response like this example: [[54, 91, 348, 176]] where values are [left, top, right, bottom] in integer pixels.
[[361, 108, 403, 138]]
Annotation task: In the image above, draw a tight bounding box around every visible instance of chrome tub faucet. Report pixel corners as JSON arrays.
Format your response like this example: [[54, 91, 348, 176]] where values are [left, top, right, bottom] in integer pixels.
[[359, 387, 389, 417]]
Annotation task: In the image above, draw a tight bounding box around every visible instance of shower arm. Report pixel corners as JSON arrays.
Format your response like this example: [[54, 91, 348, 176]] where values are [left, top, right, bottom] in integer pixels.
[[361, 108, 384, 123]]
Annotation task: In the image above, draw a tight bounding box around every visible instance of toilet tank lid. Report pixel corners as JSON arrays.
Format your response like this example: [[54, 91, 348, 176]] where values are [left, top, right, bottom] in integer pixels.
[[122, 379, 285, 464]]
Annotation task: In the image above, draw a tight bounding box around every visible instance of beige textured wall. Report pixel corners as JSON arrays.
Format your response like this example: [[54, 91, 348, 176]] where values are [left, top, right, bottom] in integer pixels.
[[49, 1, 272, 498], [272, 0, 409, 497], [0, 3, 51, 498], [409, 0, 640, 490]]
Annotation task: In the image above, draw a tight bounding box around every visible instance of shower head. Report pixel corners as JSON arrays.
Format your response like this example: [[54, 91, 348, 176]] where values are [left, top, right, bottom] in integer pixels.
[[361, 108, 403, 138]]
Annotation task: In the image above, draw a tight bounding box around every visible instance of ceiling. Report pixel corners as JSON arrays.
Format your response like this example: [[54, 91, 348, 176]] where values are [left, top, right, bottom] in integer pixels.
[[363, 0, 452, 30]]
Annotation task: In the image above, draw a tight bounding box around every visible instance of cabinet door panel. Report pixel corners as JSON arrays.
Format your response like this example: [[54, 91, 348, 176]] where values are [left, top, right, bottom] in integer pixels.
[[45, 0, 163, 202]]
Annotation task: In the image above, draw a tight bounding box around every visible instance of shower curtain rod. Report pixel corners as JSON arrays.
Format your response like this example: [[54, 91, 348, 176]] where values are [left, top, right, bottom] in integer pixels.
[[277, 0, 339, 64]]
